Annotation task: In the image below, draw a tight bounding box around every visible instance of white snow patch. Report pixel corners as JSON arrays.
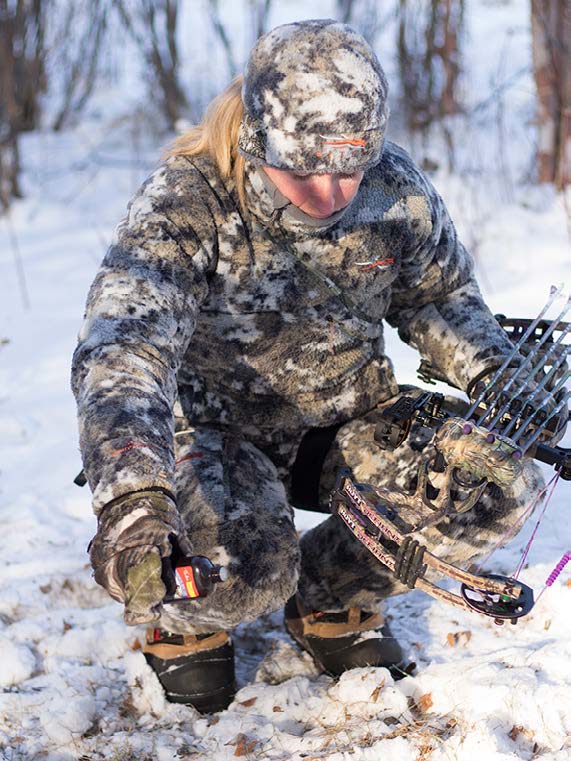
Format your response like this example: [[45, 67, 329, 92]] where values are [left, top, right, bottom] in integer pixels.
[[40, 695, 96, 746], [123, 650, 170, 718], [0, 637, 36, 687]]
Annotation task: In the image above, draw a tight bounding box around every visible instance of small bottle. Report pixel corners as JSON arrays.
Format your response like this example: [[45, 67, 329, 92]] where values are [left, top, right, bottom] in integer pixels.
[[166, 555, 228, 601]]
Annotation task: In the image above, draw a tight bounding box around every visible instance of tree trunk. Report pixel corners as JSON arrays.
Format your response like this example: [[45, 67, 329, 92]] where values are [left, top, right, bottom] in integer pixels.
[[0, 0, 47, 210], [397, 0, 464, 131], [531, 0, 571, 189], [114, 0, 188, 130], [0, 131, 21, 210]]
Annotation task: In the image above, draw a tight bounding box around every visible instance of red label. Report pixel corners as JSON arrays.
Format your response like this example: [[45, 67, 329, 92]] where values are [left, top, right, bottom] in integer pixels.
[[176, 565, 200, 598]]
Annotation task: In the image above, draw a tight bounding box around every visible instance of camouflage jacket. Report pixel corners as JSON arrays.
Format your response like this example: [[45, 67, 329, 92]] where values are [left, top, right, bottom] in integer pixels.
[[71, 142, 514, 512]]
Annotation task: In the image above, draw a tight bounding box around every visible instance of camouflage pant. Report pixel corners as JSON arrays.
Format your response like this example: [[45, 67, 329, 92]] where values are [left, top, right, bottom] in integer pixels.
[[158, 390, 543, 635]]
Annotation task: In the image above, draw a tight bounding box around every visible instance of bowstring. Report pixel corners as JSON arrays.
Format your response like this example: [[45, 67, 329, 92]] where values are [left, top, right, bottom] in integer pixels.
[[470, 470, 560, 575], [513, 469, 561, 579]]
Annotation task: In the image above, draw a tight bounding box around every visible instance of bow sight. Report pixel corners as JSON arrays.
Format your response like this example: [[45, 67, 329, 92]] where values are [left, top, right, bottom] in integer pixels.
[[330, 286, 570, 625]]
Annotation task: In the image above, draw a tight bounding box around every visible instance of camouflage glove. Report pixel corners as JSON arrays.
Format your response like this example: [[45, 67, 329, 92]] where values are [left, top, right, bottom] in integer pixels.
[[89, 490, 192, 625]]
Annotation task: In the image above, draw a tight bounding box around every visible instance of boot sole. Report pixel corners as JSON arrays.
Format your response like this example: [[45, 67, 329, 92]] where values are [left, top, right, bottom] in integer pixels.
[[284, 605, 406, 678], [164, 679, 237, 713]]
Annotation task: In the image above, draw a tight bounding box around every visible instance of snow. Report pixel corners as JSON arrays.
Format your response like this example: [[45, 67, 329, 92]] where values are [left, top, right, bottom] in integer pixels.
[[1, 0, 571, 758], [0, 638, 36, 688], [40, 696, 97, 747]]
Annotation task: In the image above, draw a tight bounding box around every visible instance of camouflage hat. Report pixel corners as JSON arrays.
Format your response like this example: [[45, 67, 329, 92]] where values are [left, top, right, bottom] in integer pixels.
[[238, 19, 389, 174]]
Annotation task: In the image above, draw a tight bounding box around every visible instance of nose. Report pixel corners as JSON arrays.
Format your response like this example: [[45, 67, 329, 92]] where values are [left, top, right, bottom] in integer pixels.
[[306, 174, 338, 215]]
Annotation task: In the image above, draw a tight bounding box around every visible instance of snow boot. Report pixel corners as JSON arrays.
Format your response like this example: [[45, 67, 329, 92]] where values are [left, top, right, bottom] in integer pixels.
[[284, 594, 407, 679], [143, 627, 236, 713]]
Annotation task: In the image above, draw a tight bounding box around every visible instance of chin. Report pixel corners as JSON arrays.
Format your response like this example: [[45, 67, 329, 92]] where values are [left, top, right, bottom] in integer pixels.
[[304, 206, 347, 219]]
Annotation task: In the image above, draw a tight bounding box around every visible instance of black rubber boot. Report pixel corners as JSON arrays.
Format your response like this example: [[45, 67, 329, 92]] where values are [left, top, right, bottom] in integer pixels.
[[284, 594, 409, 679], [143, 628, 236, 713]]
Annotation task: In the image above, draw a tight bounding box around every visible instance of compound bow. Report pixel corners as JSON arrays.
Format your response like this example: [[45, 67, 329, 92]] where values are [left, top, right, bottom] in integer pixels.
[[329, 285, 570, 626]]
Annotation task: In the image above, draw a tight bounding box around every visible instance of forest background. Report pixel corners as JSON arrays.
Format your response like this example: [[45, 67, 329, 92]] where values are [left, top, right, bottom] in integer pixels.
[[0, 1, 570, 759]]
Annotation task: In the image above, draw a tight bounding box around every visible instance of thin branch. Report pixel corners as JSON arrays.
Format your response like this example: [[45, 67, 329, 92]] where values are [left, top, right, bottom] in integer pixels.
[[4, 210, 30, 309], [207, 0, 238, 79]]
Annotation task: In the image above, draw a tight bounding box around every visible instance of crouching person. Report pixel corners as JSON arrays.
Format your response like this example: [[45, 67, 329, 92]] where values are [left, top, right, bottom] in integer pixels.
[[72, 20, 544, 713]]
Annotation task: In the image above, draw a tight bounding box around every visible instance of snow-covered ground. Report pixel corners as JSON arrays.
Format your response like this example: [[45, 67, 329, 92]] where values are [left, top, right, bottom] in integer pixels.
[[1, 1, 571, 759]]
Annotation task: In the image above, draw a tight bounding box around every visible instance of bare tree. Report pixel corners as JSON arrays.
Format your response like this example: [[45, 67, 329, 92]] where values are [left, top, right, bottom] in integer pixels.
[[0, 0, 47, 210], [0, 11, 20, 209], [207, 0, 273, 81], [336, 0, 355, 23], [335, 0, 393, 45], [114, 0, 188, 129], [207, 0, 239, 79], [397, 0, 465, 131], [0, 125, 21, 211], [531, 0, 571, 189], [0, 0, 111, 210], [249, 0, 272, 41], [50, 0, 109, 131]]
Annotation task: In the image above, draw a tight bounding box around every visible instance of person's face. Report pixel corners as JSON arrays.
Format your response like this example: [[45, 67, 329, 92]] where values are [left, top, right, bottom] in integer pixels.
[[262, 166, 364, 219]]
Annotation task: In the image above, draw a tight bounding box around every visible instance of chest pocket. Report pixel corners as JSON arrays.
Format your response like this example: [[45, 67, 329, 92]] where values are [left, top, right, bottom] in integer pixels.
[[290, 221, 406, 324]]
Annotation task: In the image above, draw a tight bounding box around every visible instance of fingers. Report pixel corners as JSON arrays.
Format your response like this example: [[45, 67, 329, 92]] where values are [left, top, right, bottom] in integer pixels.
[[124, 551, 167, 625], [124, 606, 161, 626]]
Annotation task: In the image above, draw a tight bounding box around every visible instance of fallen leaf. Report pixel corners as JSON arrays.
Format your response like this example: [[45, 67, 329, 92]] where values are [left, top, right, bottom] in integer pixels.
[[566, 579, 571, 588], [417, 693, 433, 712], [272, 705, 283, 712], [544, 619, 552, 631], [370, 679, 385, 702], [418, 741, 435, 760], [63, 621, 72, 632], [228, 733, 258, 757], [412, 641, 423, 651], [446, 630, 472, 647], [458, 630, 472, 646], [509, 725, 534, 742], [239, 696, 257, 707], [118, 695, 137, 719]]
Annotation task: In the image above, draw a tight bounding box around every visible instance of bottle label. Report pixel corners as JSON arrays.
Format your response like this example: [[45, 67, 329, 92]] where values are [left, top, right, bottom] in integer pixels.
[[174, 565, 200, 599]]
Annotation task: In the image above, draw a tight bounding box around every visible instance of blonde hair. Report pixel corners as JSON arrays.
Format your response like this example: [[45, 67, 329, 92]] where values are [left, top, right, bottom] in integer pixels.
[[163, 75, 247, 211]]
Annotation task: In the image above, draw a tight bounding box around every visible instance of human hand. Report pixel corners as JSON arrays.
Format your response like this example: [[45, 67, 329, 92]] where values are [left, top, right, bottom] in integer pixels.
[[89, 490, 192, 625]]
